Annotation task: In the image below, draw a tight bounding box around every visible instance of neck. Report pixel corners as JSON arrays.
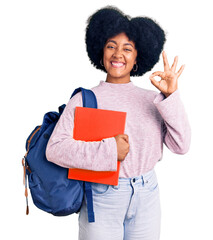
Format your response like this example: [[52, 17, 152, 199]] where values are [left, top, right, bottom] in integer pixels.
[[106, 74, 131, 84]]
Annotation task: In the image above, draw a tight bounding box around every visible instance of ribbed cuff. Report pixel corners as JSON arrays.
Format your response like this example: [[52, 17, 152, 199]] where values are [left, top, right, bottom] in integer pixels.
[[153, 90, 182, 121]]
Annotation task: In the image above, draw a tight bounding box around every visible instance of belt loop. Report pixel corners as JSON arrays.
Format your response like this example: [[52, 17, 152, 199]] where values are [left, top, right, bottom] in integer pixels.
[[141, 175, 145, 186]]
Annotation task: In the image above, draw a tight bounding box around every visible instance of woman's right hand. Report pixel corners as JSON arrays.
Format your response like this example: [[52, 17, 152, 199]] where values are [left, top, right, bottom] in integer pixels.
[[114, 134, 130, 161]]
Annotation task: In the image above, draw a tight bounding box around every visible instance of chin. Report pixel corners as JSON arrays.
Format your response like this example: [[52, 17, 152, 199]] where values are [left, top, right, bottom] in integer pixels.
[[108, 70, 127, 78], [109, 73, 125, 79]]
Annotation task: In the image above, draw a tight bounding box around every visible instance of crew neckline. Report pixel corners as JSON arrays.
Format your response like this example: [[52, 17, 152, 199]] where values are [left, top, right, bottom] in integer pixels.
[[99, 80, 135, 90]]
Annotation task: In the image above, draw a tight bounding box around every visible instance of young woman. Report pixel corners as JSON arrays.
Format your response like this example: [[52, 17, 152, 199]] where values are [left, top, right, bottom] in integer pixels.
[[46, 6, 191, 240]]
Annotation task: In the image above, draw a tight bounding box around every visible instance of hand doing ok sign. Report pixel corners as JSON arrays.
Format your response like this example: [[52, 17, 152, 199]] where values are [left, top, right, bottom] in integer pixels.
[[149, 51, 185, 97]]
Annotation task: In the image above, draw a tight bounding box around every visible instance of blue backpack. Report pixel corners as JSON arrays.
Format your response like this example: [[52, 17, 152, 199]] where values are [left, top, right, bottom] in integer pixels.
[[22, 87, 97, 222]]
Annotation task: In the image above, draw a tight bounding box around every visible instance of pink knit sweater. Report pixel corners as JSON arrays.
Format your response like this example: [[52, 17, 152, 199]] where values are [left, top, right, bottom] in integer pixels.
[[46, 80, 191, 178]]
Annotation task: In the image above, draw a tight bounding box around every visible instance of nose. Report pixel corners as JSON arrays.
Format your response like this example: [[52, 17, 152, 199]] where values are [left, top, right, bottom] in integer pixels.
[[112, 47, 123, 59]]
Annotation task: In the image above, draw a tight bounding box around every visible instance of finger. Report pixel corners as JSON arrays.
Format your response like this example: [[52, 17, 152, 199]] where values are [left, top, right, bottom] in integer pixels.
[[162, 51, 170, 71], [121, 134, 129, 143], [171, 56, 178, 72], [150, 71, 164, 78], [124, 135, 129, 143], [149, 76, 162, 91], [176, 64, 185, 78]]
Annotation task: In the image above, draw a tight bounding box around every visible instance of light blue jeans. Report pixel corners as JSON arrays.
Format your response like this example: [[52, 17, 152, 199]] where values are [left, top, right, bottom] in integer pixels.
[[78, 169, 161, 240]]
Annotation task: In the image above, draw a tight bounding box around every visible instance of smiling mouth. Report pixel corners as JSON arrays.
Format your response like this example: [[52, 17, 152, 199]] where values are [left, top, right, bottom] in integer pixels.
[[111, 61, 125, 68]]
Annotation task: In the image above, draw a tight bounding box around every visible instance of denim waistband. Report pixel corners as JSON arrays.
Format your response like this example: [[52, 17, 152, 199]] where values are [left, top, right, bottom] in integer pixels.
[[114, 168, 156, 188], [119, 168, 155, 181]]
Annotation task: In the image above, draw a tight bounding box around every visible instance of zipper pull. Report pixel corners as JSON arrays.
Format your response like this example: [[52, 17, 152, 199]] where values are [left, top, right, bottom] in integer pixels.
[[22, 157, 26, 186]]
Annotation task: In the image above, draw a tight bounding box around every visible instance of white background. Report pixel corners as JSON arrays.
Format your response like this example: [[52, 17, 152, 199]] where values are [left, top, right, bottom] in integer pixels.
[[1, 0, 212, 239]]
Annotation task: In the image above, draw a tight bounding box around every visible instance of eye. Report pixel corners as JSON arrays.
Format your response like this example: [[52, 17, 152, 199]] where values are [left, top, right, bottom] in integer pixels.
[[124, 48, 132, 52], [107, 45, 115, 49]]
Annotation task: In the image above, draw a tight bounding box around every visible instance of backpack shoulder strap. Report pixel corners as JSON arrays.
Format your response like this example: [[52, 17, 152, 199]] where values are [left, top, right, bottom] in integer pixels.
[[71, 87, 96, 222], [85, 182, 95, 222], [71, 87, 97, 108]]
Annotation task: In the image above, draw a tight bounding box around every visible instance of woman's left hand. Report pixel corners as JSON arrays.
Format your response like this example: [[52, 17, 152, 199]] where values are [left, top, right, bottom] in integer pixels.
[[149, 51, 185, 97]]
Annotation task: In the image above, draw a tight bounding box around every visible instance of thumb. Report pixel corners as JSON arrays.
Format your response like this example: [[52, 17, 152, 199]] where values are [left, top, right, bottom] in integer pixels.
[[149, 73, 162, 91], [121, 134, 129, 143], [150, 77, 158, 87]]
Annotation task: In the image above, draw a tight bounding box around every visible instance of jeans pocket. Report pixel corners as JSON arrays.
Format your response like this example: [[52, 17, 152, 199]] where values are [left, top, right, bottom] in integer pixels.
[[144, 171, 159, 192], [91, 183, 111, 196]]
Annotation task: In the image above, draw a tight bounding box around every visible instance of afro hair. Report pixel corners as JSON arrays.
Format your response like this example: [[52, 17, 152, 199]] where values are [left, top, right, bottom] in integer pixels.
[[85, 6, 166, 77]]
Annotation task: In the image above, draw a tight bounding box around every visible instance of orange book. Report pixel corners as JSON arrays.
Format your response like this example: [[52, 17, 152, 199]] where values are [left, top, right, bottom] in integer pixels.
[[68, 107, 127, 185]]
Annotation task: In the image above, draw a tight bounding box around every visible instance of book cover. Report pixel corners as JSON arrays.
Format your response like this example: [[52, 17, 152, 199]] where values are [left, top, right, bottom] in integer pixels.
[[68, 107, 126, 185]]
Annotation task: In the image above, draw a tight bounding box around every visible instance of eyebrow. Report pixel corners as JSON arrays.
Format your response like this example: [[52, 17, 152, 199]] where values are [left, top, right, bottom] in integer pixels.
[[106, 40, 134, 48]]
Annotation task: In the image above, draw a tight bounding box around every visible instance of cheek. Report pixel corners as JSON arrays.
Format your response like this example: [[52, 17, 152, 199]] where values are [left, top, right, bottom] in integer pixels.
[[127, 55, 137, 67], [132, 51, 138, 64], [103, 51, 110, 65], [133, 55, 138, 65]]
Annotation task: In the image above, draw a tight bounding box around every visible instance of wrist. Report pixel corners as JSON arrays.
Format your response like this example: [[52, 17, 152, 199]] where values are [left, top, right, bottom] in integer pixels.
[[163, 92, 171, 98], [162, 89, 178, 98]]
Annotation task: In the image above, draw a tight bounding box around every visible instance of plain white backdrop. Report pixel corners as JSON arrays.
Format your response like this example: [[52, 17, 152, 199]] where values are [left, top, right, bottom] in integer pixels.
[[1, 0, 213, 239]]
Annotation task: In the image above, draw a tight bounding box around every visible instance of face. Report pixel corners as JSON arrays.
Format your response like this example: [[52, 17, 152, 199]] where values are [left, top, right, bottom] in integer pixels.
[[103, 32, 137, 83]]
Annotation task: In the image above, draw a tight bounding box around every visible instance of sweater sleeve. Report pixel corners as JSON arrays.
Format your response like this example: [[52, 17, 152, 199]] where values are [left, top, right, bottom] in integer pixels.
[[46, 92, 118, 171], [154, 90, 191, 154]]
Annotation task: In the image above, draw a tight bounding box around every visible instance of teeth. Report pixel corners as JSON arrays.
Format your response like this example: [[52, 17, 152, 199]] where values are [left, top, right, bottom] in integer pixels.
[[112, 62, 124, 67]]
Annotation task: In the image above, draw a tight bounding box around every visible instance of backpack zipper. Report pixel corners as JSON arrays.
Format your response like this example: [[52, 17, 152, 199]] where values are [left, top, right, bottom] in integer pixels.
[[22, 126, 41, 215]]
